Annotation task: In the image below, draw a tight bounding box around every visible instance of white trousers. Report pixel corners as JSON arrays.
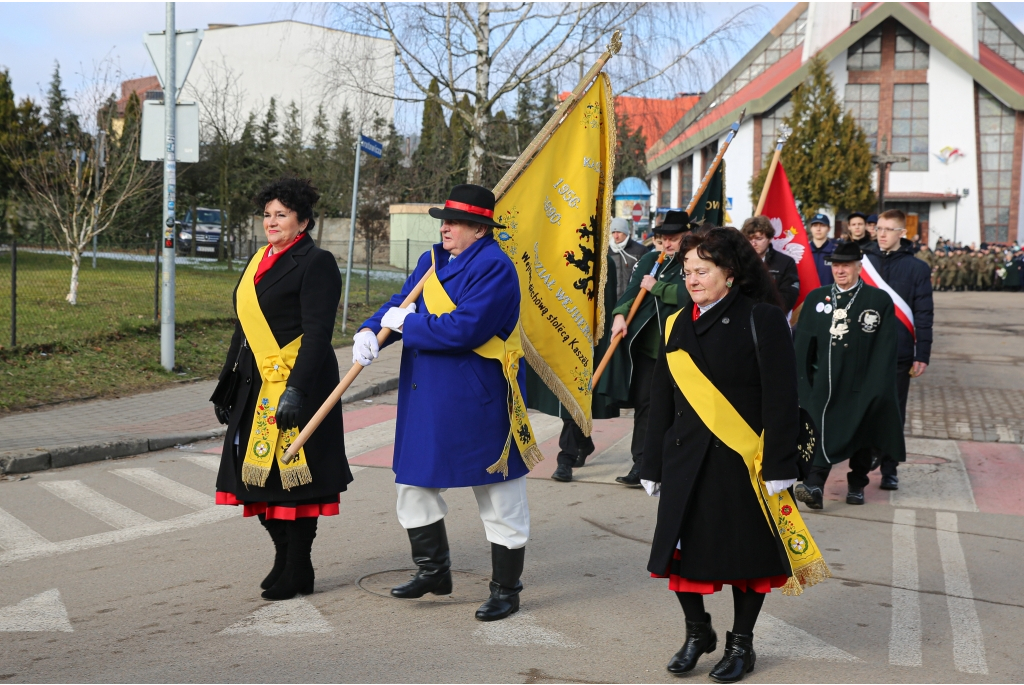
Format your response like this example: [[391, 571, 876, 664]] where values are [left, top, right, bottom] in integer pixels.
[[395, 477, 530, 549]]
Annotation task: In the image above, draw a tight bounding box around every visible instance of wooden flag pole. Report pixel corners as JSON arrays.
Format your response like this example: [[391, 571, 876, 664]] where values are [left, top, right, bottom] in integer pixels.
[[590, 109, 746, 390], [754, 124, 792, 216], [281, 267, 434, 464]]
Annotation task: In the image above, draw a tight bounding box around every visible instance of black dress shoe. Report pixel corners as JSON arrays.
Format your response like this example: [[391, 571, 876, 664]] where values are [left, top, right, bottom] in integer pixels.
[[573, 439, 595, 468], [880, 474, 899, 490], [615, 464, 642, 487], [666, 612, 717, 675], [709, 631, 755, 683], [391, 520, 453, 599], [475, 544, 524, 621], [846, 486, 865, 505], [794, 483, 823, 510], [551, 464, 573, 482]]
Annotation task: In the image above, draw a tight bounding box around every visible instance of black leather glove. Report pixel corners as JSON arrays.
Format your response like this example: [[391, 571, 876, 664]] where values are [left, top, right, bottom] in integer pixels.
[[275, 387, 305, 431], [214, 404, 231, 425]]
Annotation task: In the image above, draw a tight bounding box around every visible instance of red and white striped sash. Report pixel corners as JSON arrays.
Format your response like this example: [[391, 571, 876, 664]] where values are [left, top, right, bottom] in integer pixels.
[[860, 258, 915, 340]]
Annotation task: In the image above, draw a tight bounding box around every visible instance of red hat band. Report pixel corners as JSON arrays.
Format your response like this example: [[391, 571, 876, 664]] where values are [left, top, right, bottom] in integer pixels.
[[444, 200, 494, 219]]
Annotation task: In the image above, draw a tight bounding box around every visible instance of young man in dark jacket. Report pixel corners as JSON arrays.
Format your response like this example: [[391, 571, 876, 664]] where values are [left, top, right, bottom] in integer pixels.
[[742, 215, 800, 313], [808, 213, 838, 286], [862, 209, 934, 491]]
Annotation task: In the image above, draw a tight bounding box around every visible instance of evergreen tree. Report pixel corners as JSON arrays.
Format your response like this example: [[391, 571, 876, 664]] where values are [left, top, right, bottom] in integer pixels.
[[43, 63, 79, 143], [410, 78, 450, 202], [448, 94, 473, 186], [749, 58, 875, 218], [480, 110, 516, 189], [614, 111, 648, 187]]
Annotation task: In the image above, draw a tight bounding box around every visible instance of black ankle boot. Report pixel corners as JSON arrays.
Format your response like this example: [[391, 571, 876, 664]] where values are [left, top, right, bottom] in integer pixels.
[[262, 517, 317, 601], [709, 632, 755, 683], [475, 543, 524, 621], [259, 518, 288, 590], [667, 612, 717, 675], [391, 520, 453, 599]]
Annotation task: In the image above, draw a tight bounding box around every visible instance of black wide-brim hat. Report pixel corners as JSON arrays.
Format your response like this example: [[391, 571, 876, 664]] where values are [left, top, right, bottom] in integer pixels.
[[826, 240, 863, 263], [428, 184, 505, 229], [653, 210, 691, 235]]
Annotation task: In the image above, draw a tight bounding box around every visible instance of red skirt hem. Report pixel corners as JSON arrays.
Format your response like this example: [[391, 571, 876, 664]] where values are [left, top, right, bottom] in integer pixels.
[[651, 550, 789, 595], [215, 491, 340, 520]]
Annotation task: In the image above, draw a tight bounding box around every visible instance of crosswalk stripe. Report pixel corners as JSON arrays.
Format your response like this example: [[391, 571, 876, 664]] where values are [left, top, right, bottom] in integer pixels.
[[112, 468, 213, 510], [935, 512, 988, 674], [183, 455, 221, 472], [889, 508, 922, 667], [345, 419, 397, 457], [39, 480, 153, 529], [0, 506, 51, 552]]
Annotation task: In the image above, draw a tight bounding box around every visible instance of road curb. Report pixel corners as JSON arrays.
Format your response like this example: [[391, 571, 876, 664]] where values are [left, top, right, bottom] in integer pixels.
[[0, 374, 400, 476]]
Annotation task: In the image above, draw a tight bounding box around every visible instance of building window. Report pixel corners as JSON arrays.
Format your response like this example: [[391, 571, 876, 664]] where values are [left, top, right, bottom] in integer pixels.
[[659, 168, 671, 207], [844, 84, 880, 152], [894, 25, 929, 70], [891, 83, 928, 171], [978, 8, 1024, 73], [847, 27, 882, 71], [760, 99, 793, 162], [680, 156, 693, 203], [701, 140, 718, 176], [715, 10, 807, 103], [977, 89, 1015, 243]]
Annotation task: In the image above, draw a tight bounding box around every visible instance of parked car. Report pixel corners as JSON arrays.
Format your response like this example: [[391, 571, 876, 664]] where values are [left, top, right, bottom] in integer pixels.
[[177, 208, 229, 257]]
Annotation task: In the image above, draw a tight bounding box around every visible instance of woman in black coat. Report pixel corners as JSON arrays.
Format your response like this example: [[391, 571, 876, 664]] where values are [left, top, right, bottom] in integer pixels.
[[212, 177, 352, 601], [640, 228, 800, 682]]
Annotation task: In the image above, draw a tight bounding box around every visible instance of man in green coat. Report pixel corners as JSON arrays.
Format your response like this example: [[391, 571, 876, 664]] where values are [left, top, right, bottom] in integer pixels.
[[793, 241, 906, 510], [606, 210, 691, 486]]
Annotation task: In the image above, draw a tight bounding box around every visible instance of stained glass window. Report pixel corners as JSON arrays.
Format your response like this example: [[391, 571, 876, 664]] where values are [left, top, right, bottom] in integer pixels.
[[977, 89, 1016, 243], [891, 84, 929, 171]]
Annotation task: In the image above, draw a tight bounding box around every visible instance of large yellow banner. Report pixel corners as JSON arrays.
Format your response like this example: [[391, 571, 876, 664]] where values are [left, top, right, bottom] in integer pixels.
[[493, 74, 615, 435]]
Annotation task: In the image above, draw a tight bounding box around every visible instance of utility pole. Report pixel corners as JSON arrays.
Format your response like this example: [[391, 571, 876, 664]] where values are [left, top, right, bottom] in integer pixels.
[[161, 1, 177, 371]]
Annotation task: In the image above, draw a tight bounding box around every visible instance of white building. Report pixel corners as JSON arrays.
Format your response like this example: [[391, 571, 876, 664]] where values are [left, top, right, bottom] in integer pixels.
[[646, 2, 1024, 246], [180, 20, 394, 138]]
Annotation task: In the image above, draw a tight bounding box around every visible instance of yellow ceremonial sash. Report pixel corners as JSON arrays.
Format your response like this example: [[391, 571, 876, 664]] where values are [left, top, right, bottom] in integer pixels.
[[235, 247, 312, 490], [663, 310, 830, 596], [422, 251, 543, 477]]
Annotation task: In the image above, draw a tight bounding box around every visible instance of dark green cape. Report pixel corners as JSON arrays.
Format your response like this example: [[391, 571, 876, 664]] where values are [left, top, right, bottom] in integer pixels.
[[794, 283, 906, 465]]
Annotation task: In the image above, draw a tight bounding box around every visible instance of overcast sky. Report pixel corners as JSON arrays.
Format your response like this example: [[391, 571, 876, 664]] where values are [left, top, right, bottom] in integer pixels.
[[2, 2, 1023, 134]]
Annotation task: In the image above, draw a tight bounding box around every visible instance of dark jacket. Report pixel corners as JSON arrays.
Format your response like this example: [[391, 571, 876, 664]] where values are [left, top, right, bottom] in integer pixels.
[[608, 238, 651, 300], [809, 238, 838, 286], [794, 283, 906, 466], [640, 291, 799, 579], [863, 238, 934, 364], [361, 236, 529, 488], [764, 244, 800, 312], [216, 232, 352, 501]]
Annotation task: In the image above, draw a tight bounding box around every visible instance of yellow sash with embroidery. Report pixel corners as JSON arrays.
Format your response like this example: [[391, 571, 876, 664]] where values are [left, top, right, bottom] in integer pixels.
[[422, 252, 543, 477], [235, 247, 311, 490], [663, 310, 830, 595]]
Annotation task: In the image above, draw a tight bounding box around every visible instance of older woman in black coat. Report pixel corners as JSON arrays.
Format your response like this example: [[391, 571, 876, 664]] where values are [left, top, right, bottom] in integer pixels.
[[640, 228, 800, 682], [212, 177, 352, 601]]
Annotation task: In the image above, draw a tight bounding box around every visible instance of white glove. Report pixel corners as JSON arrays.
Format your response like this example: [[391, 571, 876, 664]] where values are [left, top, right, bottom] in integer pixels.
[[381, 303, 417, 332], [352, 330, 379, 367], [765, 478, 797, 496], [641, 479, 661, 497]]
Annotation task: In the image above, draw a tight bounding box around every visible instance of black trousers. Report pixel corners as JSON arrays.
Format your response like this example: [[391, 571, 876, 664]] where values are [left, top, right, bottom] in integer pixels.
[[880, 359, 914, 478], [629, 353, 658, 466], [805, 447, 876, 490], [556, 418, 594, 467]]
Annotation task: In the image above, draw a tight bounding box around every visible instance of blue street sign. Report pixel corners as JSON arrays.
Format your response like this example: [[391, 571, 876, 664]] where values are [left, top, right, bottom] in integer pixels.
[[359, 135, 383, 158]]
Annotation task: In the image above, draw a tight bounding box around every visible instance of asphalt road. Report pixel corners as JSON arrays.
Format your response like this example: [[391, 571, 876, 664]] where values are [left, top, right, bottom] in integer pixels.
[[2, 432, 1022, 683]]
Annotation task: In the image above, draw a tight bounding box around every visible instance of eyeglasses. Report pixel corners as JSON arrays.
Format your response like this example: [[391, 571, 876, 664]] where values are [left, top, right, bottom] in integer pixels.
[[876, 227, 905, 234]]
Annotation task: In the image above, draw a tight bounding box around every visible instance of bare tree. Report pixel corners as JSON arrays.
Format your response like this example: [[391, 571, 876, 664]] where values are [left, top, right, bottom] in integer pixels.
[[11, 62, 157, 305], [324, 2, 758, 183]]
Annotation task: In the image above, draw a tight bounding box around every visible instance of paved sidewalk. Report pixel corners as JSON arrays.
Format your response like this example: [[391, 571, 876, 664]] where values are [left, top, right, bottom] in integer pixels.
[[0, 343, 403, 473]]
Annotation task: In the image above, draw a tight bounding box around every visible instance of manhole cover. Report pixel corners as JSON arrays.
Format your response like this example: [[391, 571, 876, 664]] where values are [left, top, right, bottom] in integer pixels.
[[357, 569, 491, 603]]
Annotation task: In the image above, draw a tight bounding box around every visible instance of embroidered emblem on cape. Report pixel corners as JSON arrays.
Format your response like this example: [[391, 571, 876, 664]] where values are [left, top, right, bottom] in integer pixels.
[[859, 309, 880, 333]]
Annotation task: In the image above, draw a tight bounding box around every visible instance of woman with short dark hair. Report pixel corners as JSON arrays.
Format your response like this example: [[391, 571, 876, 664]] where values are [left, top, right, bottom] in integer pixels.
[[640, 227, 827, 682], [211, 176, 352, 601]]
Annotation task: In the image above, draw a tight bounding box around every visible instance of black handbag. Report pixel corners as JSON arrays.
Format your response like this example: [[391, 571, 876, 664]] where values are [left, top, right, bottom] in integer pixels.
[[209, 336, 247, 409], [749, 310, 817, 481]]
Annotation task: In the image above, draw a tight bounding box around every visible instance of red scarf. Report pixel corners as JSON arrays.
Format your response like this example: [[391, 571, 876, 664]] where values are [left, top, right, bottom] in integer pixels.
[[254, 232, 306, 285], [692, 303, 700, 321]]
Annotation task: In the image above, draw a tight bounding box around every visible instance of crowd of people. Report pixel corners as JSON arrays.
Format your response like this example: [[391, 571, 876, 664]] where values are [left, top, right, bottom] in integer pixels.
[[208, 177, 938, 683], [919, 241, 1024, 291]]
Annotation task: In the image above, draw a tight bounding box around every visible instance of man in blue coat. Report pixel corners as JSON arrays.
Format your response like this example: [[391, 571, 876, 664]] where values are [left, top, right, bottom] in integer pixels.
[[355, 184, 532, 622]]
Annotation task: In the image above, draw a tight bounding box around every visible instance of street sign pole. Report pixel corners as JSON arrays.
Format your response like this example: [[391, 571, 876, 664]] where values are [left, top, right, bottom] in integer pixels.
[[160, 1, 176, 371], [341, 130, 363, 333]]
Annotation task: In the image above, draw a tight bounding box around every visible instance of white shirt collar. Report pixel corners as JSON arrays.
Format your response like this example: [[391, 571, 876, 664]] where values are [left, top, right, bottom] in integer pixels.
[[835, 278, 860, 293], [698, 296, 726, 315]]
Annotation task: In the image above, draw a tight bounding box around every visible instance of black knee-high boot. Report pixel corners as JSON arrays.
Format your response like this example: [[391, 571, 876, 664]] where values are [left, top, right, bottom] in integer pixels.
[[259, 515, 288, 590], [262, 517, 318, 601], [708, 587, 763, 683], [391, 519, 453, 599], [667, 592, 717, 675], [475, 543, 524, 621]]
